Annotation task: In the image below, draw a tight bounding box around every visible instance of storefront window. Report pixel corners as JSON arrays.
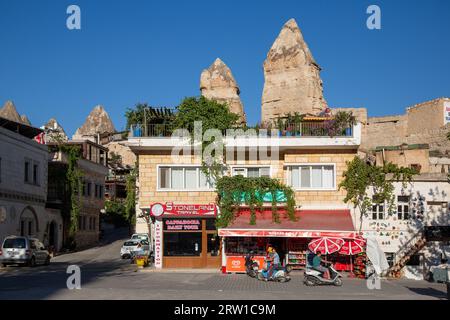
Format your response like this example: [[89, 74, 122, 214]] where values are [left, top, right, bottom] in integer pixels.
[[207, 234, 219, 256], [163, 233, 202, 256], [225, 237, 268, 255], [206, 219, 216, 230]]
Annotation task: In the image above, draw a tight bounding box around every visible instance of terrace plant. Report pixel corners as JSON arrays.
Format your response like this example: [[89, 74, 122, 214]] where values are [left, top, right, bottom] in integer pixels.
[[333, 111, 357, 135]]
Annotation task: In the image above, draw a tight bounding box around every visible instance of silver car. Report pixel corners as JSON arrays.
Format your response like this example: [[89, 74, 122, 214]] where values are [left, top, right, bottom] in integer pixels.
[[120, 239, 151, 259], [0, 236, 51, 267]]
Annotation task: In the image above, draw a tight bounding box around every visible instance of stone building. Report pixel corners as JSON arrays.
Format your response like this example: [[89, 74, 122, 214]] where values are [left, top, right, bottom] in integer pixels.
[[47, 140, 108, 249], [0, 117, 63, 250], [128, 121, 362, 269], [363, 98, 450, 152]]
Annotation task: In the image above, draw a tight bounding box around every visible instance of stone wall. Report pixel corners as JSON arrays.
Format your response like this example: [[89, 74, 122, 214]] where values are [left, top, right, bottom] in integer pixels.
[[406, 98, 446, 135], [362, 98, 450, 152], [137, 149, 357, 210], [375, 148, 431, 173], [105, 141, 136, 167]]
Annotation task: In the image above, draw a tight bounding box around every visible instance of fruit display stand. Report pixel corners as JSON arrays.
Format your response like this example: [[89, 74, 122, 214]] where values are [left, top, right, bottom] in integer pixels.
[[353, 252, 367, 279]]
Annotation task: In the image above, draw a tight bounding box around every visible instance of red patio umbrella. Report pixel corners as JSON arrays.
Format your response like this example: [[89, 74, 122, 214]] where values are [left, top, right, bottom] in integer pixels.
[[308, 237, 345, 254], [339, 237, 366, 274], [339, 237, 366, 255]]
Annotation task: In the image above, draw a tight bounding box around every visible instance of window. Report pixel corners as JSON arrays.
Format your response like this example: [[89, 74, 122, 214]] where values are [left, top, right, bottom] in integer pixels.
[[82, 181, 86, 196], [372, 203, 384, 220], [0, 157, 2, 183], [78, 217, 82, 230], [33, 162, 39, 185], [287, 165, 335, 190], [93, 218, 96, 230], [28, 221, 33, 236], [231, 167, 271, 178], [24, 159, 31, 183], [158, 166, 215, 190], [163, 233, 202, 256], [82, 216, 87, 231], [397, 195, 410, 220], [87, 183, 92, 197], [99, 185, 103, 199], [207, 234, 219, 256], [95, 185, 98, 198]]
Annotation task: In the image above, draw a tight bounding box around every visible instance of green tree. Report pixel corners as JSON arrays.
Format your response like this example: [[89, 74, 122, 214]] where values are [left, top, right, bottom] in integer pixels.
[[339, 157, 417, 231]]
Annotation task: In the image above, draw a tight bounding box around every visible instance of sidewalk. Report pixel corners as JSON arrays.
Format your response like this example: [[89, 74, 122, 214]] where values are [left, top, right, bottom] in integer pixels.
[[138, 267, 221, 273]]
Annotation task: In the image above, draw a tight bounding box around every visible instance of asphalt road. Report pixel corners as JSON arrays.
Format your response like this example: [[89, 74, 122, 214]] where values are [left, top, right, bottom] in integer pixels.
[[0, 229, 448, 300]]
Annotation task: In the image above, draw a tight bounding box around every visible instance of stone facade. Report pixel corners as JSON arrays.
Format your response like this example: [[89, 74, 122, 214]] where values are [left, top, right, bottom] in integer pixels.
[[354, 175, 450, 280], [0, 126, 63, 250], [135, 149, 357, 234], [105, 141, 136, 167], [363, 98, 450, 151]]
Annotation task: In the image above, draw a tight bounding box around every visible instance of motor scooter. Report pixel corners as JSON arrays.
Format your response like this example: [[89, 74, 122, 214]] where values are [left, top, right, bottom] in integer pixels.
[[257, 260, 291, 283], [245, 253, 259, 278], [304, 262, 343, 286]]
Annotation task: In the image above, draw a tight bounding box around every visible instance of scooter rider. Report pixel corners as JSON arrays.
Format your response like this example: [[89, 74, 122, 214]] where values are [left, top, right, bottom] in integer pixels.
[[312, 251, 332, 279], [268, 247, 281, 280]]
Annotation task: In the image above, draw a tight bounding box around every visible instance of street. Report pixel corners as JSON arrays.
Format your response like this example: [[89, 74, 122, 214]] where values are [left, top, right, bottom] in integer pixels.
[[0, 229, 447, 300]]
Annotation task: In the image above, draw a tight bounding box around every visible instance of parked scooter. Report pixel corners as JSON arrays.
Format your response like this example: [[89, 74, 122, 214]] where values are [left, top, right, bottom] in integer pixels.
[[257, 260, 291, 282], [304, 262, 343, 286], [245, 253, 259, 278]]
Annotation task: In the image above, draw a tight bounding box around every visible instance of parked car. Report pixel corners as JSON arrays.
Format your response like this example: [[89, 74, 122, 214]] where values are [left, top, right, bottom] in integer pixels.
[[131, 233, 149, 242], [0, 236, 51, 267], [120, 239, 151, 259]]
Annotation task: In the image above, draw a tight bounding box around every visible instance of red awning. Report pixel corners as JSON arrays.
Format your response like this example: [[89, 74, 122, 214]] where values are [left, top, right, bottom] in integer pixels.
[[218, 209, 356, 238]]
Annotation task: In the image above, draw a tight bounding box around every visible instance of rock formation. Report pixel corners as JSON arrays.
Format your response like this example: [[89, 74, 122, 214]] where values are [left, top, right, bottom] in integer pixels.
[[200, 58, 246, 123], [20, 115, 31, 126], [0, 100, 23, 123], [43, 118, 69, 142], [73, 105, 116, 140], [261, 19, 327, 123]]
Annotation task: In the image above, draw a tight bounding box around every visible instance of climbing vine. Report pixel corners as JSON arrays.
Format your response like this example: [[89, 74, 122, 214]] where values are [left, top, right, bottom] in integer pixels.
[[338, 156, 418, 231], [125, 164, 138, 229], [63, 145, 83, 247], [215, 175, 296, 228]]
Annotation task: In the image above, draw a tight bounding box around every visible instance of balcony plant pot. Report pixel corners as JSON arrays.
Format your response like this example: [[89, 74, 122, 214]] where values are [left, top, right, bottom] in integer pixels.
[[278, 130, 282, 137], [286, 131, 292, 137], [345, 127, 352, 136]]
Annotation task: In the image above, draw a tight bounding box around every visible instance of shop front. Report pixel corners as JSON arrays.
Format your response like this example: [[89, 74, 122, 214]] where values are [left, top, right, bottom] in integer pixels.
[[149, 202, 221, 269], [218, 208, 361, 274]]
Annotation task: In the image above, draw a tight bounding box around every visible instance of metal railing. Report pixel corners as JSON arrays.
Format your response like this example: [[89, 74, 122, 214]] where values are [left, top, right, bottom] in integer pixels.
[[129, 122, 354, 138]]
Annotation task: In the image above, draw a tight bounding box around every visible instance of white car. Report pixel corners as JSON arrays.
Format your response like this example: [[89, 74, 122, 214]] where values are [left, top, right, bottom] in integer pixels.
[[120, 239, 150, 259], [131, 233, 149, 242]]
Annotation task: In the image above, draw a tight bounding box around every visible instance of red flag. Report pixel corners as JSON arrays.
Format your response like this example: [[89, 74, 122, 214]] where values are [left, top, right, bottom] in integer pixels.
[[33, 132, 45, 144]]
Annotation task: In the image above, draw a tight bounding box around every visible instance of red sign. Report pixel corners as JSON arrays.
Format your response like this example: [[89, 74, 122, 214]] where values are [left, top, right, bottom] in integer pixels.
[[164, 219, 201, 231], [218, 229, 357, 239], [150, 202, 217, 217], [226, 255, 266, 273]]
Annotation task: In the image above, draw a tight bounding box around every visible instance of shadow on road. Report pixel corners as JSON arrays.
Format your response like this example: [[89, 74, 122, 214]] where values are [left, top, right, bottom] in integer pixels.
[[405, 286, 448, 300], [0, 227, 135, 300]]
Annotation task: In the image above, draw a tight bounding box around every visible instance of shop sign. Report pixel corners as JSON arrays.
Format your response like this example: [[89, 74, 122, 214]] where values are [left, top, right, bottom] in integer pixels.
[[225, 256, 266, 273], [150, 202, 217, 217], [164, 219, 201, 231], [218, 229, 357, 239], [154, 220, 163, 268], [445, 105, 450, 124]]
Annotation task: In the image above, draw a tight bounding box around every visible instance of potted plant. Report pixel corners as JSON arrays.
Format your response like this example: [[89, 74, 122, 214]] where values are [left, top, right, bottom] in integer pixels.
[[333, 111, 357, 136], [293, 112, 304, 136], [276, 117, 284, 137]]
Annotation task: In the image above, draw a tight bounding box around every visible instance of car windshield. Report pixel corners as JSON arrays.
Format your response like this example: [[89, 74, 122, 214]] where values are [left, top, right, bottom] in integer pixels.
[[124, 241, 138, 246], [3, 238, 26, 249]]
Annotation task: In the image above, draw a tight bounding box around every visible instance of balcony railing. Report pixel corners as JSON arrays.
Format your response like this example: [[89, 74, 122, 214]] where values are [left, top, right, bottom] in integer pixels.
[[129, 122, 353, 138]]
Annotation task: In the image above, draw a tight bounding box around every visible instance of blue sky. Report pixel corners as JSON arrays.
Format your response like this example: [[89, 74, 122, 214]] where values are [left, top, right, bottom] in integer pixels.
[[0, 0, 449, 136]]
